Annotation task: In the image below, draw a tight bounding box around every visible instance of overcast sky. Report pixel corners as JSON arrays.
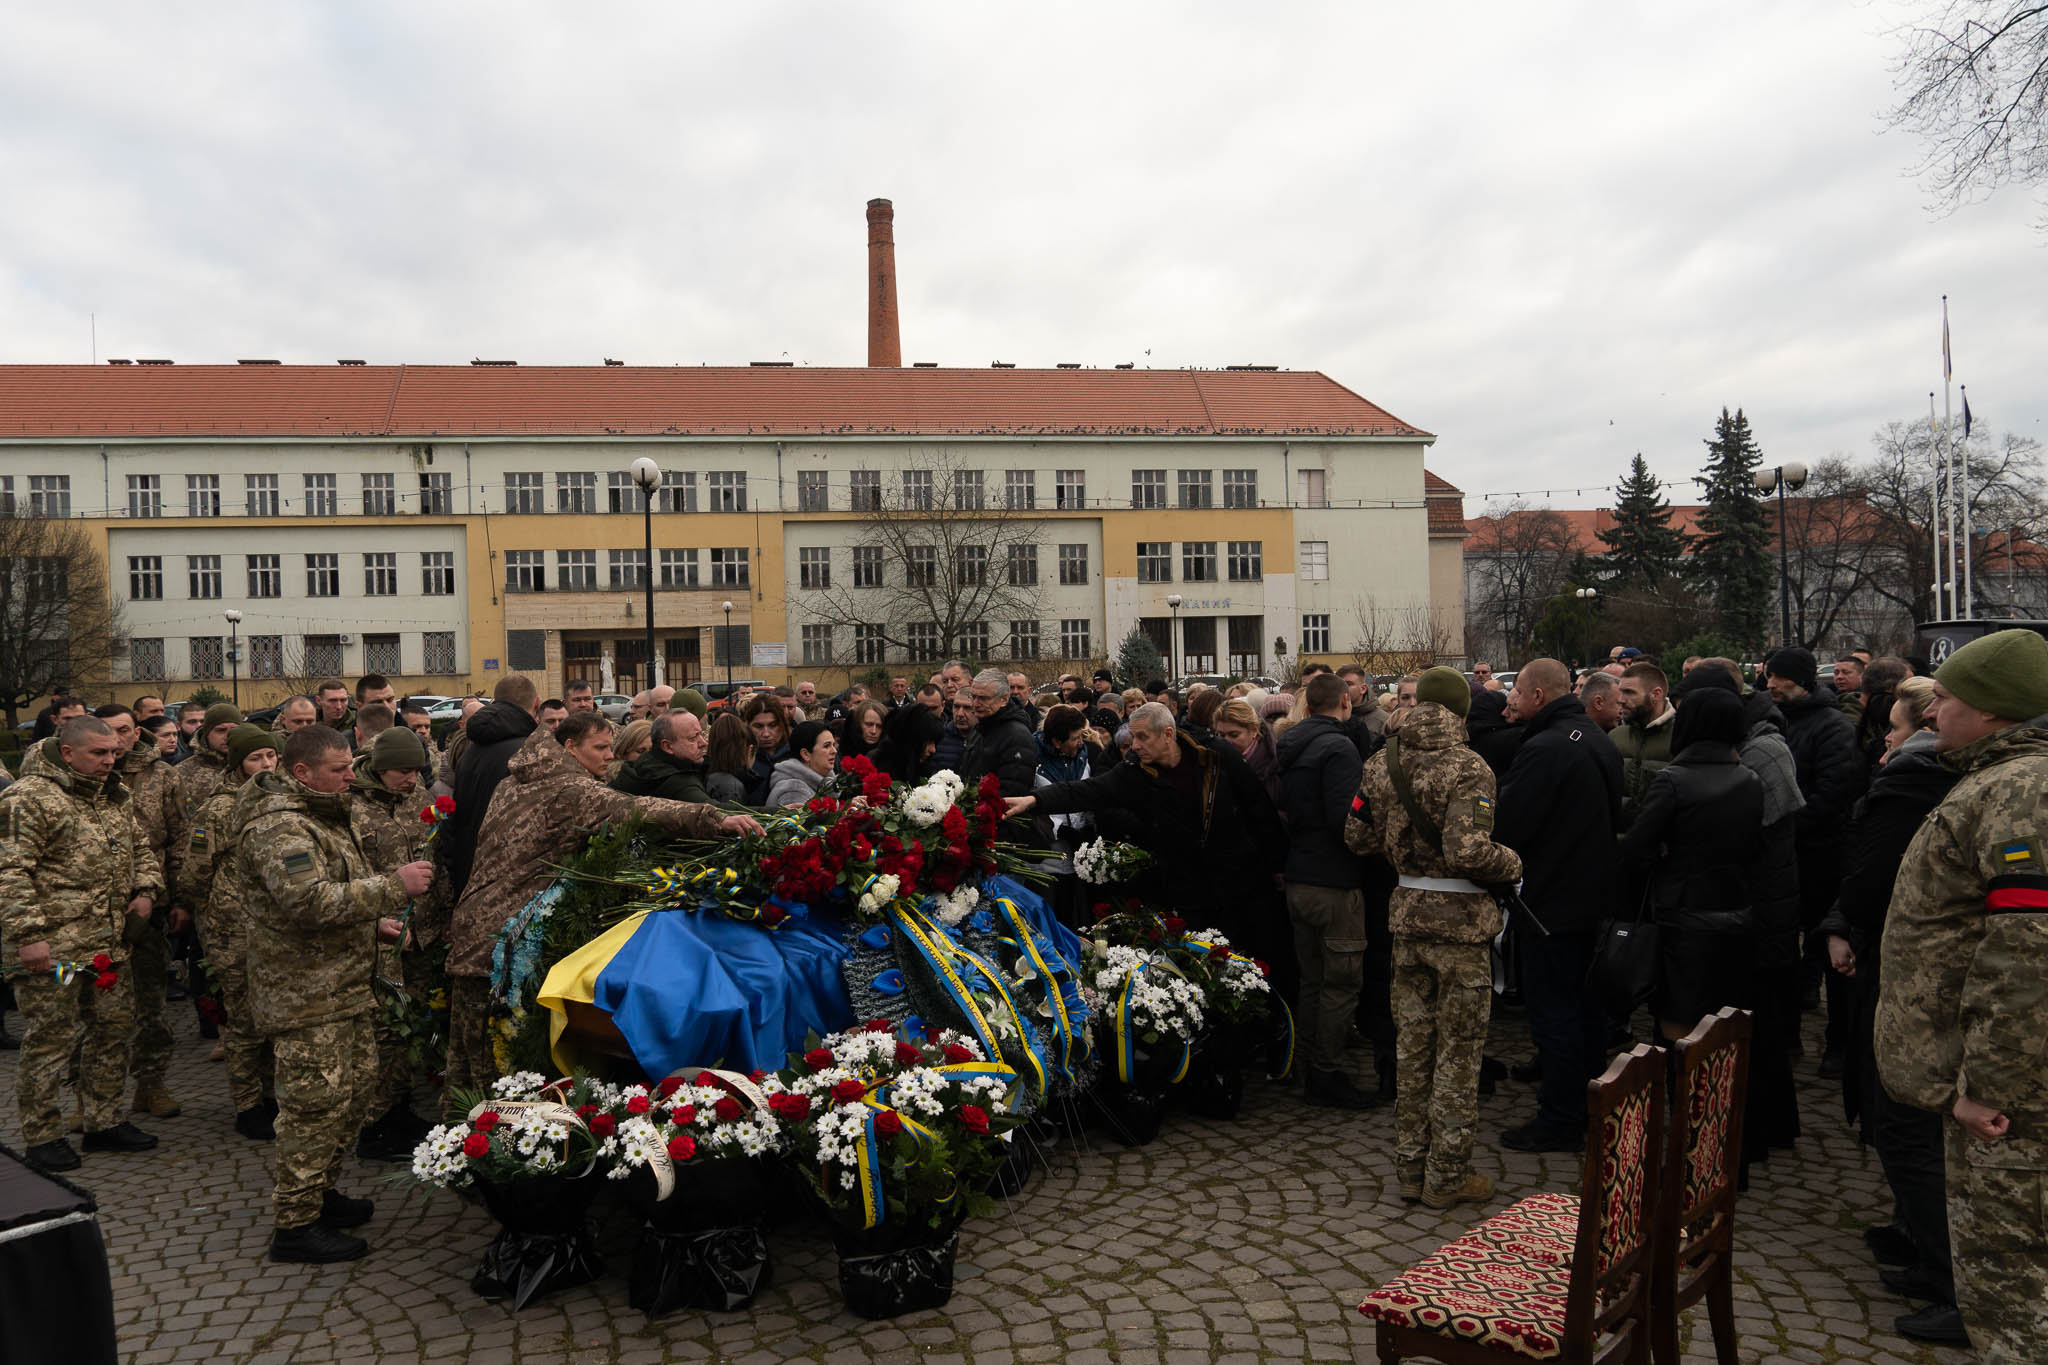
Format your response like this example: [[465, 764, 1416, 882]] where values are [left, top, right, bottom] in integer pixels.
[[4, 2, 2041, 509]]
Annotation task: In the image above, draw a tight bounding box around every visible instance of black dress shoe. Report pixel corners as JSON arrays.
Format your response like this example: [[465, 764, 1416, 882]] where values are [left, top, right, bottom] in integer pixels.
[[1863, 1223, 1916, 1267], [1880, 1264, 1949, 1301], [82, 1122, 158, 1153], [234, 1106, 276, 1141], [1509, 1060, 1543, 1084], [1895, 1303, 1969, 1346], [1304, 1069, 1382, 1110], [320, 1189, 374, 1229], [25, 1139, 80, 1172], [355, 1114, 415, 1163], [270, 1222, 368, 1264], [1478, 1056, 1506, 1097], [1500, 1121, 1584, 1153]]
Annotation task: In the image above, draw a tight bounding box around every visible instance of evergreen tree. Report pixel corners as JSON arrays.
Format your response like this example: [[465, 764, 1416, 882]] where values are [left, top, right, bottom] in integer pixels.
[[1597, 453, 1689, 589], [1688, 408, 1774, 647]]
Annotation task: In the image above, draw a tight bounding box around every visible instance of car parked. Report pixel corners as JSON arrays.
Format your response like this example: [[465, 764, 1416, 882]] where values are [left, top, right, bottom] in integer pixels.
[[700, 679, 769, 710], [594, 693, 634, 723]]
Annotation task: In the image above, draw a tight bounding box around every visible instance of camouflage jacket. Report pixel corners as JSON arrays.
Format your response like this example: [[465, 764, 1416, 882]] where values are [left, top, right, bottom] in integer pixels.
[[177, 766, 257, 933], [169, 747, 229, 902], [1877, 723, 2048, 1169], [347, 757, 452, 947], [0, 739, 165, 968], [445, 726, 730, 979], [1344, 701, 1523, 944], [236, 770, 407, 1034], [119, 743, 180, 881]]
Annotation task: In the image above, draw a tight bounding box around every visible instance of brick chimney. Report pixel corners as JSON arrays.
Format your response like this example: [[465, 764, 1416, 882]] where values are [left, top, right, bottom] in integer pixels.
[[866, 198, 901, 368]]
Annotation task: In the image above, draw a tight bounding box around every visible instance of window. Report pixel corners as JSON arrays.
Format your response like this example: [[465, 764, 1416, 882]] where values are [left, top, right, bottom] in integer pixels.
[[605, 472, 642, 515], [1299, 540, 1329, 581], [245, 474, 278, 517], [906, 622, 943, 662], [504, 550, 544, 592], [608, 549, 647, 589], [953, 469, 984, 510], [852, 545, 883, 588], [1007, 543, 1038, 586], [556, 472, 597, 514], [411, 549, 452, 595], [247, 554, 281, 598], [1228, 615, 1264, 676], [303, 474, 337, 516], [854, 624, 888, 665], [1297, 468, 1327, 508], [306, 553, 340, 597], [709, 547, 749, 587], [957, 622, 990, 657], [364, 633, 402, 675], [28, 475, 71, 517], [1224, 469, 1258, 509], [901, 469, 933, 511], [1060, 619, 1091, 659], [187, 475, 220, 518], [1055, 470, 1085, 510], [505, 472, 546, 514], [128, 556, 163, 601], [801, 624, 834, 665], [187, 555, 221, 600], [1005, 469, 1036, 510], [1009, 619, 1041, 660], [712, 624, 750, 667], [188, 636, 224, 679], [361, 552, 397, 596], [799, 547, 831, 590], [707, 472, 747, 512], [1177, 469, 1213, 509], [24, 557, 66, 600], [558, 550, 597, 591], [0, 476, 10, 515], [305, 634, 344, 674], [1137, 541, 1172, 583], [849, 470, 882, 511], [656, 471, 697, 513], [129, 638, 166, 681], [659, 548, 698, 588], [1301, 614, 1331, 653], [797, 470, 829, 512], [1181, 542, 1217, 582], [362, 473, 396, 516], [1131, 469, 1167, 509], [249, 635, 283, 679], [420, 472, 452, 515], [1180, 617, 1218, 674], [422, 631, 457, 675], [954, 544, 987, 586], [905, 545, 936, 587], [126, 475, 161, 518], [1058, 543, 1089, 585], [1227, 541, 1263, 581]]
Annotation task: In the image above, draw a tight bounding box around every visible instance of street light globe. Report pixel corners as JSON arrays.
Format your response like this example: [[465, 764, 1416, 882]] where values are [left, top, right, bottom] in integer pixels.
[[630, 456, 662, 492], [223, 608, 242, 624], [1781, 461, 1808, 490], [1574, 587, 1599, 600], [721, 600, 734, 614], [1166, 594, 1183, 609], [1752, 468, 1776, 493]]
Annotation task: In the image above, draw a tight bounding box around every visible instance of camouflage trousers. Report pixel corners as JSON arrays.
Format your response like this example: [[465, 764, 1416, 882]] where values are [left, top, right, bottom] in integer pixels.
[[444, 975, 498, 1117], [125, 919, 174, 1084], [1286, 882, 1366, 1075], [271, 1015, 376, 1229], [1391, 937, 1492, 1199], [197, 904, 271, 1114], [364, 941, 413, 1121], [1945, 1127, 2048, 1364], [14, 967, 134, 1144]]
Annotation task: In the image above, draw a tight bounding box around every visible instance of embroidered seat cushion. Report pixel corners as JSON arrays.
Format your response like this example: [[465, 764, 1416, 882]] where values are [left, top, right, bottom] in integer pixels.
[[1358, 1190, 1580, 1360]]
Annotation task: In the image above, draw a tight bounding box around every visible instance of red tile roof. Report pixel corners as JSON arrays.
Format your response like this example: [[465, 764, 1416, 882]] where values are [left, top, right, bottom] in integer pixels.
[[1463, 504, 1709, 553], [0, 365, 1431, 440], [1423, 470, 1467, 535]]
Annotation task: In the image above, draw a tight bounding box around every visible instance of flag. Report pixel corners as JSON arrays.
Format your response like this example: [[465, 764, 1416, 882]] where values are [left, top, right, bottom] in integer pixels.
[[1962, 388, 1973, 438], [1942, 297, 1952, 382]]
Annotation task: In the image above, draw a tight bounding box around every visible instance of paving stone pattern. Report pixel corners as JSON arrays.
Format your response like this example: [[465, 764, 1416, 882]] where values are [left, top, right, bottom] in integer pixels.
[[1, 1005, 1973, 1365]]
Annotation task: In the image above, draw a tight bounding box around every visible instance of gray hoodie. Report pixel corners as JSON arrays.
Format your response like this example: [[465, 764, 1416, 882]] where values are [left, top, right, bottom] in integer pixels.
[[764, 756, 827, 808]]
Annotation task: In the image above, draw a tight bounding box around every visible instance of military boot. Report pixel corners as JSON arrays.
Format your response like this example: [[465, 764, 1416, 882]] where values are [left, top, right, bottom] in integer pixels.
[[320, 1189, 374, 1229], [234, 1106, 276, 1141], [68, 1099, 84, 1134], [132, 1079, 182, 1119], [1396, 1164, 1425, 1205], [1421, 1171, 1495, 1211], [1304, 1068, 1382, 1110], [270, 1222, 368, 1264]]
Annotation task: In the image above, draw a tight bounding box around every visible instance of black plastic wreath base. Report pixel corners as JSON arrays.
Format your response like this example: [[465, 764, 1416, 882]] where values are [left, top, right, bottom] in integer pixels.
[[629, 1224, 773, 1316], [832, 1218, 963, 1319], [470, 1227, 604, 1311]]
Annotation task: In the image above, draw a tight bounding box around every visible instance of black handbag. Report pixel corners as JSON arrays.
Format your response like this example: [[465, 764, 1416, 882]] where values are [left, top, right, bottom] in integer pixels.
[[1584, 891, 1659, 1017]]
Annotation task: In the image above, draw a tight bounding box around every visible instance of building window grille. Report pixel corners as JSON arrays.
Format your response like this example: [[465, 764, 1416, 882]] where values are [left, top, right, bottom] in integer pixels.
[[421, 632, 457, 674], [189, 636, 224, 679], [364, 633, 402, 674], [130, 637, 167, 681]]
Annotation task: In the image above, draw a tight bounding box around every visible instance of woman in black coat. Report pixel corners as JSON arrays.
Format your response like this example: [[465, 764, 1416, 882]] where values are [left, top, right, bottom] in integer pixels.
[[1616, 689, 1765, 1040]]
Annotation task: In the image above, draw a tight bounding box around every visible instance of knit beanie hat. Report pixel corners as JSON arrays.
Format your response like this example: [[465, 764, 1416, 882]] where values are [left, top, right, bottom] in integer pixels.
[[673, 688, 708, 721], [1415, 666, 1472, 717], [1765, 647, 1817, 693], [1933, 628, 2048, 722], [225, 724, 277, 770], [367, 725, 430, 774], [202, 702, 244, 732]]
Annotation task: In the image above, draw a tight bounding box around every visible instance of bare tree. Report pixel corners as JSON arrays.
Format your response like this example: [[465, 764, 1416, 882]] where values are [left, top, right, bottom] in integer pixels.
[[1349, 600, 1457, 675], [1773, 458, 1913, 652], [0, 510, 124, 725], [1463, 502, 1581, 661], [1887, 2, 2048, 223]]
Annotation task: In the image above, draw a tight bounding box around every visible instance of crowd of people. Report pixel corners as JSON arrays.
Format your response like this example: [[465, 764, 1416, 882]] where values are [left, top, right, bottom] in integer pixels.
[[2, 634, 2043, 1358]]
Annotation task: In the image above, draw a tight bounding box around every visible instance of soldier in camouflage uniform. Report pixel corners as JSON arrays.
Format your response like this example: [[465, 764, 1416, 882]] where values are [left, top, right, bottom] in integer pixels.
[[1876, 629, 2048, 1360], [100, 703, 186, 1119], [0, 718, 167, 1172], [239, 726, 433, 1264], [1346, 668, 1523, 1211], [175, 725, 281, 1139]]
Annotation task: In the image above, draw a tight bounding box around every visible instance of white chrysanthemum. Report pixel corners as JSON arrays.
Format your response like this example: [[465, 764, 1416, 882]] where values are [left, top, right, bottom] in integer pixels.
[[491, 1071, 548, 1099], [933, 884, 980, 926]]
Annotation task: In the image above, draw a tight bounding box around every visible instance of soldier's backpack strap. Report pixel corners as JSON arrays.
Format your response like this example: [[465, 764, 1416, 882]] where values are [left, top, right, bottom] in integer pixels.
[[1386, 734, 1444, 852]]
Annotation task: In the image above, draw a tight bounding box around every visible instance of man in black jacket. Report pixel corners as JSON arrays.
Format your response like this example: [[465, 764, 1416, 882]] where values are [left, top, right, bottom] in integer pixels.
[[961, 670, 1041, 798], [440, 674, 541, 900], [612, 711, 716, 805], [1494, 658, 1623, 1152]]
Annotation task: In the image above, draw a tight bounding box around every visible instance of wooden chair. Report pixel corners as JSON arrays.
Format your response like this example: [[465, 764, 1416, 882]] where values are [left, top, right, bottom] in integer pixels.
[[1651, 1007, 1752, 1365], [1360, 1043, 1666, 1364]]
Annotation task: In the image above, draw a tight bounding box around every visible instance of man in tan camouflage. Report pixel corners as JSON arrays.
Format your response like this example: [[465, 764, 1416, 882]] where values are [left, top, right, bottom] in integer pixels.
[[1, 716, 167, 1172], [1347, 667, 1523, 1210], [1877, 628, 2048, 1360], [240, 725, 432, 1263], [98, 702, 186, 1119]]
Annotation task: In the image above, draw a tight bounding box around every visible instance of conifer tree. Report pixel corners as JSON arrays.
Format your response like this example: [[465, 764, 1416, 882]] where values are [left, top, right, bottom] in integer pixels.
[[1688, 408, 1774, 647], [1596, 453, 1689, 589]]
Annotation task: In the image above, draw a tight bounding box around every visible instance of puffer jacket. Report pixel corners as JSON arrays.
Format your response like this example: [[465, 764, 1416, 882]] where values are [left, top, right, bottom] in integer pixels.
[[0, 739, 164, 967], [961, 699, 1039, 799], [612, 748, 716, 806], [1494, 695, 1623, 934], [1276, 713, 1367, 889], [763, 756, 828, 808], [1617, 742, 1762, 933], [1612, 704, 1678, 822], [1778, 685, 1868, 921]]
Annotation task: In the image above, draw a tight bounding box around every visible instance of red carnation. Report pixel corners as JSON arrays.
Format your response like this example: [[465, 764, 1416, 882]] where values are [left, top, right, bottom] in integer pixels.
[[94, 971, 118, 992], [588, 1113, 617, 1139], [843, 754, 877, 779], [713, 1095, 743, 1121], [435, 795, 456, 814], [806, 796, 841, 817], [626, 1095, 651, 1115], [804, 1047, 835, 1072], [958, 1104, 991, 1136], [667, 1134, 697, 1161], [863, 1018, 892, 1033], [942, 1043, 974, 1064], [462, 1132, 491, 1158], [874, 1109, 903, 1136], [91, 952, 112, 972], [420, 806, 437, 823], [748, 1070, 766, 1083], [1253, 958, 1272, 978], [669, 1104, 697, 1126], [831, 1078, 867, 1104], [574, 1103, 599, 1118], [656, 1076, 685, 1097], [894, 1041, 923, 1066], [472, 1110, 502, 1133], [772, 1092, 812, 1121], [1208, 943, 1230, 960], [1162, 916, 1186, 934], [977, 774, 1003, 800]]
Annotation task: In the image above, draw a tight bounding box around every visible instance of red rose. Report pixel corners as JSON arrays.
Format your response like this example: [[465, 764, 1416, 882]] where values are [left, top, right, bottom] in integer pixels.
[[574, 1103, 598, 1118], [713, 1095, 743, 1121], [94, 971, 118, 992], [1253, 958, 1272, 978], [977, 774, 1003, 800], [748, 1070, 766, 1083], [90, 952, 112, 972], [667, 1134, 697, 1161], [656, 1076, 685, 1098], [874, 1109, 903, 1136], [894, 1041, 922, 1066], [472, 1110, 502, 1133], [843, 754, 876, 778], [668, 1104, 696, 1126], [1091, 902, 1113, 921], [958, 1104, 991, 1136], [806, 796, 840, 817], [462, 1132, 491, 1158], [772, 1093, 812, 1121], [420, 807, 438, 823], [588, 1113, 617, 1138], [831, 1078, 867, 1104], [626, 1095, 651, 1115], [1208, 944, 1229, 960], [863, 1018, 892, 1033], [1162, 916, 1186, 934], [804, 1047, 835, 1072], [942, 1043, 974, 1064], [435, 795, 456, 814], [761, 904, 788, 927]]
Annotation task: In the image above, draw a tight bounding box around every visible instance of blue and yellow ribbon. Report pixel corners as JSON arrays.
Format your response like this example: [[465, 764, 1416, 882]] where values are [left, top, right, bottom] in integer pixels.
[[1111, 959, 1193, 1085], [993, 896, 1091, 1086]]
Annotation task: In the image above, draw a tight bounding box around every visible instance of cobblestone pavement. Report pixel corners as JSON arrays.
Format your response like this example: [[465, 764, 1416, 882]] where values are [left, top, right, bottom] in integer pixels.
[[1, 1002, 1975, 1365]]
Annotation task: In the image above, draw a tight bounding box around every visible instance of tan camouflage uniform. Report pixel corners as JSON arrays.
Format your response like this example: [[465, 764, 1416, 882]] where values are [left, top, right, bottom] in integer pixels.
[[175, 768, 272, 1114], [118, 742, 181, 1088], [1876, 723, 2048, 1364], [0, 739, 164, 1143], [237, 770, 406, 1229], [347, 756, 449, 1120], [1346, 701, 1523, 1201]]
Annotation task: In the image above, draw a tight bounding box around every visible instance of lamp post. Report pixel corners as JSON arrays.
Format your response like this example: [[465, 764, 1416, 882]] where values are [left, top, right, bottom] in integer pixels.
[[1573, 587, 1598, 673], [223, 609, 243, 709], [721, 599, 735, 696], [630, 458, 661, 692], [1753, 462, 1808, 646], [1165, 594, 1182, 691]]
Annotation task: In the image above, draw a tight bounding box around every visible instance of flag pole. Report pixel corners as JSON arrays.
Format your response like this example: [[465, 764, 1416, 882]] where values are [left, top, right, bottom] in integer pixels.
[[1929, 391, 1946, 618], [1942, 296, 1958, 620], [1960, 383, 1973, 618]]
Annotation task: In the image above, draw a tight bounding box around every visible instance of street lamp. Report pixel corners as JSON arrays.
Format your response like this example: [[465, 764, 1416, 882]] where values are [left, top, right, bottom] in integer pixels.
[[630, 457, 661, 693], [721, 599, 735, 696], [1165, 594, 1183, 691], [223, 609, 242, 709], [1753, 462, 1808, 646], [1573, 587, 1599, 673]]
